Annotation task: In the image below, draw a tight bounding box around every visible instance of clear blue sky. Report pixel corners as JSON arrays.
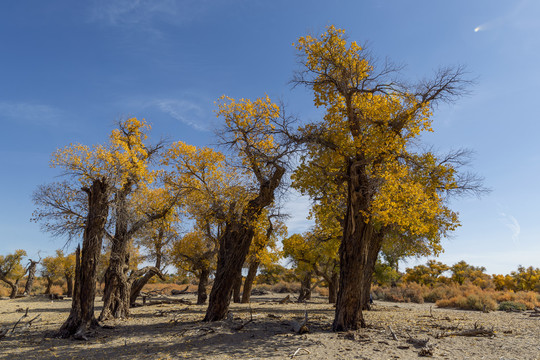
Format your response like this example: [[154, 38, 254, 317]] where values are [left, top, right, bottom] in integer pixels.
[[1, 0, 539, 275]]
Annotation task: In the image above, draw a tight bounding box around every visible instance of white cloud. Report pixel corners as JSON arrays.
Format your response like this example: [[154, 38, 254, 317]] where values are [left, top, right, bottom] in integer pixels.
[[281, 190, 313, 235], [153, 98, 210, 131], [499, 212, 521, 243], [0, 102, 64, 127], [89, 0, 211, 29]]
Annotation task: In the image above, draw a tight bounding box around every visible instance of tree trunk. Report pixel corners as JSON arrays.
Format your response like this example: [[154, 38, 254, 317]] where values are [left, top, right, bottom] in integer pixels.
[[197, 267, 210, 305], [23, 260, 39, 296], [232, 271, 242, 303], [128, 266, 163, 306], [328, 271, 338, 304], [65, 274, 74, 297], [129, 252, 163, 306], [333, 161, 382, 331], [203, 165, 285, 322], [298, 271, 312, 302], [45, 277, 53, 294], [241, 261, 259, 303], [58, 179, 109, 338], [100, 183, 132, 321], [203, 223, 255, 321]]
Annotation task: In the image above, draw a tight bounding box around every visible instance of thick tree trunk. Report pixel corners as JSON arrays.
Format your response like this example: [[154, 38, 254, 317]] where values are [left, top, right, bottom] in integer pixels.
[[58, 179, 109, 338], [99, 237, 130, 320], [298, 271, 312, 302], [65, 275, 74, 297], [204, 224, 254, 321], [23, 260, 39, 296], [45, 277, 53, 295], [100, 183, 132, 321], [241, 261, 259, 303], [203, 165, 285, 322], [333, 161, 382, 331], [129, 253, 162, 306], [361, 243, 382, 310], [197, 267, 210, 305], [328, 272, 338, 304], [232, 271, 242, 303]]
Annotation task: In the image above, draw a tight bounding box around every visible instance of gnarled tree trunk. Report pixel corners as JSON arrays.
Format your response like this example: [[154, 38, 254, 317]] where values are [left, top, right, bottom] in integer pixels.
[[232, 271, 242, 303], [333, 161, 382, 331], [23, 259, 39, 296], [203, 165, 285, 322], [328, 272, 338, 304], [298, 271, 312, 302], [203, 224, 254, 321], [197, 267, 210, 305], [65, 274, 74, 297], [241, 260, 259, 303], [58, 178, 109, 338]]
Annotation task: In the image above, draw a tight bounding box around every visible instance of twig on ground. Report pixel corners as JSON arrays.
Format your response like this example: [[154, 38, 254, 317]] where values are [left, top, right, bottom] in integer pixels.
[[387, 325, 398, 341], [290, 347, 310, 358]]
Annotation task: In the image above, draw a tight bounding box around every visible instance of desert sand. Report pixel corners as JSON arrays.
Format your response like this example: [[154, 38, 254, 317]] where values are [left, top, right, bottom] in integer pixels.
[[1, 293, 539, 360]]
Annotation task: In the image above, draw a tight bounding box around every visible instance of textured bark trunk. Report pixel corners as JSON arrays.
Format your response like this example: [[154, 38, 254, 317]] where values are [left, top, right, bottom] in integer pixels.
[[58, 179, 109, 338], [333, 161, 381, 331], [203, 165, 285, 322], [203, 223, 255, 321], [45, 277, 53, 294], [328, 272, 338, 304], [99, 236, 130, 320], [23, 260, 38, 296], [197, 267, 210, 305], [232, 271, 242, 303], [65, 275, 74, 297], [9, 279, 20, 299], [361, 241, 382, 310], [100, 184, 131, 321], [241, 261, 259, 303], [298, 271, 312, 302], [129, 253, 162, 306]]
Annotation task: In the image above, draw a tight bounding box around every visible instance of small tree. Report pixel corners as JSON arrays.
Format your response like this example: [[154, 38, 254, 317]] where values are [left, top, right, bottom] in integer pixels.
[[0, 250, 27, 298]]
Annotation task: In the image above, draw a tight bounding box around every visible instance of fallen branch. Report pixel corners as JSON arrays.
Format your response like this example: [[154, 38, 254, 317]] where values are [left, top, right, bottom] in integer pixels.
[[290, 348, 310, 358], [406, 334, 429, 348], [437, 322, 495, 338], [387, 325, 398, 341], [292, 308, 309, 334], [279, 295, 291, 304], [233, 305, 254, 331]]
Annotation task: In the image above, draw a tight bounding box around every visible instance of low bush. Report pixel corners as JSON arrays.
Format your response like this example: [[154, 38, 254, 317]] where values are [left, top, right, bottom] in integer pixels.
[[498, 301, 527, 312]]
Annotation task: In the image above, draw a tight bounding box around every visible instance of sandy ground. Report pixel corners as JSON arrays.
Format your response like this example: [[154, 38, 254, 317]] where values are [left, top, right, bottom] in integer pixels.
[[0, 293, 539, 360]]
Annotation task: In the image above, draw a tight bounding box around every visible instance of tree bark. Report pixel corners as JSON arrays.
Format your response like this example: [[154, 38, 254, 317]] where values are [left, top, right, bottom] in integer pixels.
[[23, 260, 39, 296], [203, 165, 285, 322], [298, 271, 312, 302], [129, 266, 163, 306], [58, 178, 109, 338], [328, 271, 338, 304], [333, 161, 382, 331], [241, 261, 259, 303], [100, 182, 132, 321], [204, 223, 254, 321], [45, 277, 53, 294], [197, 267, 210, 305], [65, 274, 74, 297], [232, 271, 242, 303]]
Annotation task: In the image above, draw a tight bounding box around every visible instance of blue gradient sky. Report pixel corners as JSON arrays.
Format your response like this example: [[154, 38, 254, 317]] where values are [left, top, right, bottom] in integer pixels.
[[1, 0, 539, 274]]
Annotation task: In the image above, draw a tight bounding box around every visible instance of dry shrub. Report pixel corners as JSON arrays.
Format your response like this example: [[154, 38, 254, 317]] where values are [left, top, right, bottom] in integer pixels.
[[0, 284, 10, 297], [436, 293, 497, 311], [49, 285, 64, 295], [372, 283, 424, 303], [424, 283, 461, 303], [315, 286, 329, 297], [271, 281, 300, 294], [142, 283, 198, 295]]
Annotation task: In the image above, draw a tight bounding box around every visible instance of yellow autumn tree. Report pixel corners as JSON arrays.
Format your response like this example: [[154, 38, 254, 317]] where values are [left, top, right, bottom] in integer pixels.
[[292, 26, 480, 330], [0, 250, 27, 298]]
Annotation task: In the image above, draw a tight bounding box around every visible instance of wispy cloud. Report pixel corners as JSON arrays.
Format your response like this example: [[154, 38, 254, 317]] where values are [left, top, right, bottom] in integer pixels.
[[0, 102, 64, 127], [473, 0, 534, 33], [499, 212, 521, 243], [89, 0, 211, 29], [153, 98, 210, 131]]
